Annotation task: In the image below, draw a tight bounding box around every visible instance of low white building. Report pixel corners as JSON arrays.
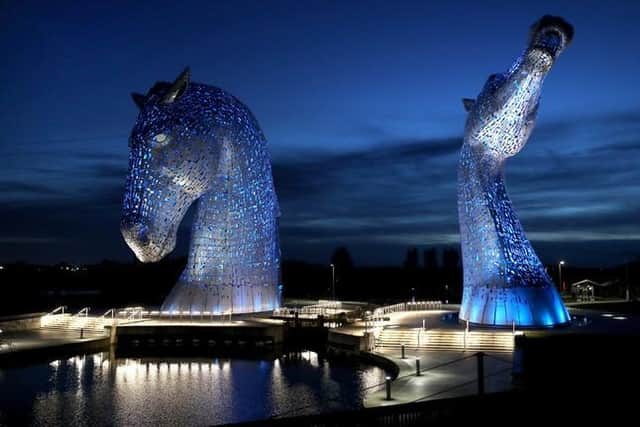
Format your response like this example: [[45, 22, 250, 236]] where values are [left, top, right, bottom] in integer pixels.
[[570, 279, 618, 301]]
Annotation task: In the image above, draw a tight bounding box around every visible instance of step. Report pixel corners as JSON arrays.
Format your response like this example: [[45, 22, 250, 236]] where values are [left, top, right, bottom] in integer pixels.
[[376, 328, 514, 352]]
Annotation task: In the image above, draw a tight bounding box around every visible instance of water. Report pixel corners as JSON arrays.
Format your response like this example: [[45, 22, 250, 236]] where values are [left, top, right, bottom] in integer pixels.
[[0, 352, 387, 426]]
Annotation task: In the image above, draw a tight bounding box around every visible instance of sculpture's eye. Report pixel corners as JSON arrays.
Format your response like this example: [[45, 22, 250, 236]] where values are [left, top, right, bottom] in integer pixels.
[[153, 133, 170, 147], [485, 73, 505, 90]]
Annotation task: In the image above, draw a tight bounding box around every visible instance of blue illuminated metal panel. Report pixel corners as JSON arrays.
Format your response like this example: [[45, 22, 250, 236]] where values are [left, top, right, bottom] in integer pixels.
[[121, 68, 282, 314], [458, 16, 574, 327]]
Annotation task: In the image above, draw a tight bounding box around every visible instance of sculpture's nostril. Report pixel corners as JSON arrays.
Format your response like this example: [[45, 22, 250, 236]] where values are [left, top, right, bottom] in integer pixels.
[[120, 222, 151, 247], [535, 29, 564, 56], [543, 29, 562, 46], [137, 225, 150, 246]]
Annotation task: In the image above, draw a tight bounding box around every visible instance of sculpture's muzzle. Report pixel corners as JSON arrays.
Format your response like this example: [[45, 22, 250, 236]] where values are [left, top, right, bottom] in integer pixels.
[[120, 221, 175, 263], [528, 15, 574, 61]]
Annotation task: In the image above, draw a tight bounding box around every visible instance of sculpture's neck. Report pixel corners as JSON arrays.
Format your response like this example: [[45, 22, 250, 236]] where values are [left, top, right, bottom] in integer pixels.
[[460, 143, 504, 183], [458, 142, 549, 288], [180, 140, 280, 286]]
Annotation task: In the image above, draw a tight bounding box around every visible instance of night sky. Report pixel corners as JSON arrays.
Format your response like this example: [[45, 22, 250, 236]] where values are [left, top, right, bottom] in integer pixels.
[[1, 0, 639, 267]]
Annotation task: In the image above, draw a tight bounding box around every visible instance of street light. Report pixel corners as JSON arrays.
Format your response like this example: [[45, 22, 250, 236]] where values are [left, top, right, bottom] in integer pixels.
[[558, 261, 565, 292], [624, 256, 631, 302], [330, 263, 336, 303]]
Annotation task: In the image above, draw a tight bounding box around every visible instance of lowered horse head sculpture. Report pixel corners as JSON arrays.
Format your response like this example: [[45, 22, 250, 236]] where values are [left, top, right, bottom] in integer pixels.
[[458, 16, 573, 327], [121, 68, 282, 314]]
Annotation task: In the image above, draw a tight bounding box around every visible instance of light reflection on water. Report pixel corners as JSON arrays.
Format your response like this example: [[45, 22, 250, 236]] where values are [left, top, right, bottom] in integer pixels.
[[0, 352, 386, 426]]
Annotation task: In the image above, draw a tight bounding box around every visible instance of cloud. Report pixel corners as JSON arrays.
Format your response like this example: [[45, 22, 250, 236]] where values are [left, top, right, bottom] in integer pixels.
[[0, 236, 56, 244], [92, 163, 127, 180], [0, 180, 61, 196], [0, 110, 638, 266], [273, 111, 640, 265]]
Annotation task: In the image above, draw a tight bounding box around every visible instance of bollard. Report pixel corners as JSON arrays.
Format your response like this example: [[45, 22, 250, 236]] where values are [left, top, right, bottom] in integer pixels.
[[401, 343, 406, 359], [416, 358, 421, 376], [385, 376, 392, 400], [476, 352, 485, 395], [464, 320, 469, 352]]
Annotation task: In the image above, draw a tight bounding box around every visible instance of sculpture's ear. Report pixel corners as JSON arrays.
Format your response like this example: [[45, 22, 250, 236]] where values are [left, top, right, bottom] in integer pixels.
[[462, 98, 476, 112], [131, 93, 146, 109], [162, 67, 190, 104]]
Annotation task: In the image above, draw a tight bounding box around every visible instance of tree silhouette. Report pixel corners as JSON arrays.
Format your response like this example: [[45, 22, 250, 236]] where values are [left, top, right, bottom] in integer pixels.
[[424, 248, 439, 270], [442, 248, 460, 269], [403, 247, 419, 269]]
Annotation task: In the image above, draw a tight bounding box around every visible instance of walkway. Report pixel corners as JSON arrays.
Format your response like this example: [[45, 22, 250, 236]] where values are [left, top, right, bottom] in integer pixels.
[[363, 348, 513, 408], [334, 307, 516, 408], [0, 328, 108, 365]]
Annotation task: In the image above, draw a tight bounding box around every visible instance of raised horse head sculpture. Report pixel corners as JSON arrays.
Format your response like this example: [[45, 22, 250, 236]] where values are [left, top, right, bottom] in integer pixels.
[[458, 16, 574, 327]]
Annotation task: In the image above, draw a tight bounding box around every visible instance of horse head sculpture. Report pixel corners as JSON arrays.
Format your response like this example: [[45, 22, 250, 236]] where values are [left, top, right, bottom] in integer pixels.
[[121, 68, 281, 314], [458, 16, 573, 327]]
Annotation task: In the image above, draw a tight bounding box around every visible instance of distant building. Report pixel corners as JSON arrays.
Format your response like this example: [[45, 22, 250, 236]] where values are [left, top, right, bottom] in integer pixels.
[[570, 279, 619, 301]]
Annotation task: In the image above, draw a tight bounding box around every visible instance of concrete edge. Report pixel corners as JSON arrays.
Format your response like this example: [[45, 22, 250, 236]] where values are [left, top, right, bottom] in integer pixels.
[[0, 337, 109, 367], [358, 351, 400, 380]]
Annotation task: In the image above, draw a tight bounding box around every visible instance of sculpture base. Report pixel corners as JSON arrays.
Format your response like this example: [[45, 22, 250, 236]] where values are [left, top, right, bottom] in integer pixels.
[[459, 284, 570, 328], [161, 281, 281, 315]]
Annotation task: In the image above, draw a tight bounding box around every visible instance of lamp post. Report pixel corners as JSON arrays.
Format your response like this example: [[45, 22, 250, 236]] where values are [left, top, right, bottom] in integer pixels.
[[558, 261, 565, 292], [330, 263, 336, 303], [625, 256, 630, 302]]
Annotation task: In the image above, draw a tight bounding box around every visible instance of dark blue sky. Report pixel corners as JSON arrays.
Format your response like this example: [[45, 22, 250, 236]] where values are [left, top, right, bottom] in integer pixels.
[[1, 0, 639, 267]]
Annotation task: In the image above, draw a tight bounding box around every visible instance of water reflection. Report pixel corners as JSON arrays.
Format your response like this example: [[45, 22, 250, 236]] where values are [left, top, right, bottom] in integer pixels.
[[0, 352, 386, 426]]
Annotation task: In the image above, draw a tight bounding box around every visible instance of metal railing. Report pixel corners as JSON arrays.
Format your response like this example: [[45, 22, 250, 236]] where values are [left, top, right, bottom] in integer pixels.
[[372, 300, 442, 318], [69, 308, 90, 331], [48, 306, 67, 316], [117, 306, 145, 321], [375, 302, 406, 316], [102, 308, 117, 324], [273, 301, 344, 319], [75, 307, 90, 318], [275, 300, 443, 322], [40, 306, 68, 327], [405, 300, 442, 311]]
